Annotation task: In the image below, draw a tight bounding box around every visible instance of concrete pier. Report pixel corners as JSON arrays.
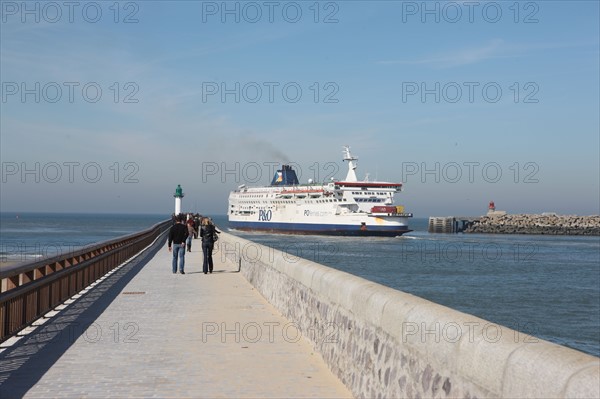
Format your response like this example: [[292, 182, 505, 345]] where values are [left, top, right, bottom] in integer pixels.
[[1, 229, 598, 398], [0, 234, 350, 398]]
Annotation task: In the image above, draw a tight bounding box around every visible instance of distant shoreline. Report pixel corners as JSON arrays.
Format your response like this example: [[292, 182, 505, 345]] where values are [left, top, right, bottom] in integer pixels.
[[465, 214, 600, 236], [1, 211, 167, 216], [0, 261, 18, 268]]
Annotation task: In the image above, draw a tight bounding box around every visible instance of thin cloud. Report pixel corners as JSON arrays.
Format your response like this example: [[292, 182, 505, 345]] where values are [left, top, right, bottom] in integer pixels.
[[378, 39, 599, 69], [379, 39, 506, 68]]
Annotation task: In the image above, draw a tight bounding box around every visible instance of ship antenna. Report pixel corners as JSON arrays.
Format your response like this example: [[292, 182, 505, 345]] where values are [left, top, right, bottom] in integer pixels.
[[342, 145, 358, 182]]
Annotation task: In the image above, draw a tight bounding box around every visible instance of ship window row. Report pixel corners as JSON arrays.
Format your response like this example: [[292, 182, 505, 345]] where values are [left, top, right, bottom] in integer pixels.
[[351, 191, 389, 195], [268, 199, 346, 204], [237, 198, 348, 205], [355, 198, 384, 203]]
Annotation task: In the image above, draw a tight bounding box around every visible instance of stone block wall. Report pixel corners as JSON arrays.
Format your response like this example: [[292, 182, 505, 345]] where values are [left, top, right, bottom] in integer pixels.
[[216, 232, 599, 398]]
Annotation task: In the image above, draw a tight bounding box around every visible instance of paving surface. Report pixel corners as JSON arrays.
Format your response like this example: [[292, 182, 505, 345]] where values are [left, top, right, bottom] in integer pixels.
[[0, 234, 351, 398]]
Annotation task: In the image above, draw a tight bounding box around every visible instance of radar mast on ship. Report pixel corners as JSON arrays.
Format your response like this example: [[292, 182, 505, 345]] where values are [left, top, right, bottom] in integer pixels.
[[342, 146, 358, 182]]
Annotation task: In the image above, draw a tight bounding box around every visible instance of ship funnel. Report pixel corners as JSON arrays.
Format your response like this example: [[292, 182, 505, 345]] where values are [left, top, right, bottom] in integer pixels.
[[271, 165, 300, 186]]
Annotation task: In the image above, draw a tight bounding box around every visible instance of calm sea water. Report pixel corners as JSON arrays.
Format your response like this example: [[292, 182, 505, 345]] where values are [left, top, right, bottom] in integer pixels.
[[0, 212, 167, 262], [1, 213, 598, 357], [211, 215, 600, 358]]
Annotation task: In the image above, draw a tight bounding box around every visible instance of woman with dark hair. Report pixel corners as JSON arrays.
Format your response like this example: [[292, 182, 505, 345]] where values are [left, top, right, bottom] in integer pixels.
[[200, 218, 220, 274]]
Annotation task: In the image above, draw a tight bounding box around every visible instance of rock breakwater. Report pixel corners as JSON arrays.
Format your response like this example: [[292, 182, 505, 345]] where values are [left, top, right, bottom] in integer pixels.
[[465, 214, 600, 235]]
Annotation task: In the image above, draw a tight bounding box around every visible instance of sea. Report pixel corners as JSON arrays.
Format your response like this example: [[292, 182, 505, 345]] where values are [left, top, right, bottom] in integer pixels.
[[1, 212, 599, 357], [0, 212, 167, 263]]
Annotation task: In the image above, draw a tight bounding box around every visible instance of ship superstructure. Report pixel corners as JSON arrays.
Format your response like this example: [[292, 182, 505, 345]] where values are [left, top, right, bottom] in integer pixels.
[[228, 146, 412, 236]]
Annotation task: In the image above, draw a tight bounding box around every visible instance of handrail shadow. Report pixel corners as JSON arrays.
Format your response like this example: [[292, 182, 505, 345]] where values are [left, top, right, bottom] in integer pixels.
[[0, 233, 167, 397]]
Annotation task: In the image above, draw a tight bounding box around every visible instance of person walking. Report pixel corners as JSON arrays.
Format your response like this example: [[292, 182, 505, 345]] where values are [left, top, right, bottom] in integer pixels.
[[168, 214, 189, 274], [193, 214, 201, 238], [186, 217, 195, 252], [200, 218, 220, 274]]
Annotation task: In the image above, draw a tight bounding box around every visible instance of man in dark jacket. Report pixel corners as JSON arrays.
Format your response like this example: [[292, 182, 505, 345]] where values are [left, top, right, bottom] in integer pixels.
[[168, 214, 189, 274]]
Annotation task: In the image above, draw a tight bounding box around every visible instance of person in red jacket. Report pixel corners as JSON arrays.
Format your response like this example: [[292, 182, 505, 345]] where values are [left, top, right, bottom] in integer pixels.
[[186, 216, 196, 252]]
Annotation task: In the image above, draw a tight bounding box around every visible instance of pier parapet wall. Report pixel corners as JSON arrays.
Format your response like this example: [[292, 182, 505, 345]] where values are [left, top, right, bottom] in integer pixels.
[[218, 231, 599, 398]]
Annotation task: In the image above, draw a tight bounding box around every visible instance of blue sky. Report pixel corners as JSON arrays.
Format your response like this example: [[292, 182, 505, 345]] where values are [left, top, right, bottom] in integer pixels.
[[1, 0, 599, 216]]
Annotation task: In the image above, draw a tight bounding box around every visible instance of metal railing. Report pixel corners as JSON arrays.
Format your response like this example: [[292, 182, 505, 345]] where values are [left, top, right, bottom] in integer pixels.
[[0, 219, 171, 342]]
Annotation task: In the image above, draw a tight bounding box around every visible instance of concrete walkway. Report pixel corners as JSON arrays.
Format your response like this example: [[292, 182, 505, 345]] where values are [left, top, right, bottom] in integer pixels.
[[0, 234, 351, 398]]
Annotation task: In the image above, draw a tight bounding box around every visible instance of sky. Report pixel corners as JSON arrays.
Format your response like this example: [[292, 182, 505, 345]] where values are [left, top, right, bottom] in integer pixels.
[[1, 0, 599, 217]]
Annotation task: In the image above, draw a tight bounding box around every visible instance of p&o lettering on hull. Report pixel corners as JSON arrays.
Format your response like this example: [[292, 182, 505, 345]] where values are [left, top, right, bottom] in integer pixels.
[[258, 209, 272, 221]]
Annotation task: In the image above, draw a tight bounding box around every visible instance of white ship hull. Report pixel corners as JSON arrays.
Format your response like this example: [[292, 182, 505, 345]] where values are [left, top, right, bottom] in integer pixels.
[[229, 197, 411, 236], [228, 146, 412, 237]]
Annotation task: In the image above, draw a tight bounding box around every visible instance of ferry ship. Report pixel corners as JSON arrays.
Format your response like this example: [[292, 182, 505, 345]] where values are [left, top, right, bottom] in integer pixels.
[[228, 147, 413, 236]]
